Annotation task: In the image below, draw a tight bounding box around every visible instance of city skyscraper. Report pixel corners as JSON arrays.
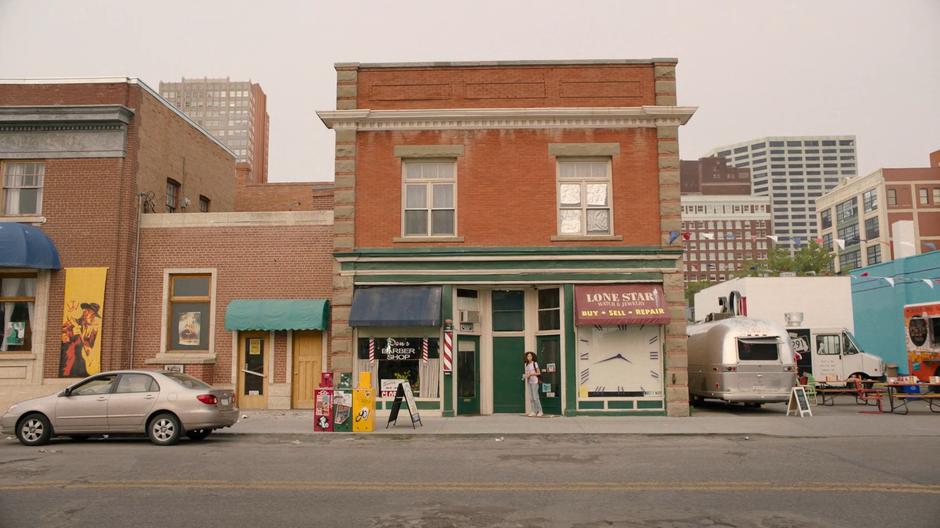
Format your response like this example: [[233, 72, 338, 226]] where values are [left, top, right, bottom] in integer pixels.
[[159, 77, 270, 183], [705, 136, 857, 249]]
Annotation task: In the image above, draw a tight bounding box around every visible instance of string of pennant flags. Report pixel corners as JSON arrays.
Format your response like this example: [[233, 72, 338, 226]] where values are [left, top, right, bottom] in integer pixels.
[[668, 230, 938, 252], [850, 272, 940, 289]]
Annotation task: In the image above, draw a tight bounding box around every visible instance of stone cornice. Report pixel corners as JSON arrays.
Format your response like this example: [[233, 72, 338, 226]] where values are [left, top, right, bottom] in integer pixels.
[[0, 105, 134, 126], [317, 106, 697, 131]]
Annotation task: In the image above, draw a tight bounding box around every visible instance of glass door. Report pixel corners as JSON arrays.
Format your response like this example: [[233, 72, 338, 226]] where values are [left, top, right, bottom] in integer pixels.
[[456, 335, 480, 415], [537, 335, 562, 415]]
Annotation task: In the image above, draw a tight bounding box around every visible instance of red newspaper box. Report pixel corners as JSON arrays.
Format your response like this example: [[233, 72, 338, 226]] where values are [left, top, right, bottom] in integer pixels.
[[314, 372, 334, 432]]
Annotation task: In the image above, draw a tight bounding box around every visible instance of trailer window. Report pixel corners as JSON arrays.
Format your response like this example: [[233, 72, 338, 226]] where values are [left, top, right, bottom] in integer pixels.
[[737, 339, 779, 361]]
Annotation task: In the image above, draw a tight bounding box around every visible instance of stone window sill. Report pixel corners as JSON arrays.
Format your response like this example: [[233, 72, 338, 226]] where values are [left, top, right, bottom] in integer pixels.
[[146, 353, 217, 365], [0, 352, 38, 361], [0, 215, 46, 224], [393, 236, 465, 243], [551, 235, 623, 241]]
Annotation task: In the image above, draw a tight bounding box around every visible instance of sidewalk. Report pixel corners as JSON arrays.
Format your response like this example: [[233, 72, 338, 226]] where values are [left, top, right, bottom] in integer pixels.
[[220, 402, 940, 438]]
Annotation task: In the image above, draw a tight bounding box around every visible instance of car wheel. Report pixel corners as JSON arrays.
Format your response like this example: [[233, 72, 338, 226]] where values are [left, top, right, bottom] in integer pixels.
[[148, 413, 181, 446], [186, 429, 211, 441], [17, 413, 52, 446]]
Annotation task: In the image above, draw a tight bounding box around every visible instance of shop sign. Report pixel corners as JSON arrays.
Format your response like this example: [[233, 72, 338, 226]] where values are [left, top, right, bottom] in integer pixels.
[[357, 337, 439, 361], [380, 378, 405, 398], [574, 284, 669, 325]]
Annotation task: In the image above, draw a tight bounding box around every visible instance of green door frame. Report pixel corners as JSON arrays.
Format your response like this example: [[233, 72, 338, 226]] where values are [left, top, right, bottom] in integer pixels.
[[456, 335, 480, 415]]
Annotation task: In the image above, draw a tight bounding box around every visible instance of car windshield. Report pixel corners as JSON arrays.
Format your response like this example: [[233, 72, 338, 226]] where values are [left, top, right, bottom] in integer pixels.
[[162, 372, 212, 390]]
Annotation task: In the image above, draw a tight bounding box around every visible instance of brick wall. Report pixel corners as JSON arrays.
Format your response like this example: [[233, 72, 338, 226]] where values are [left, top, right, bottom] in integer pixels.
[[37, 157, 134, 378], [134, 223, 334, 385], [235, 181, 334, 212], [354, 128, 660, 247], [356, 64, 656, 110], [137, 89, 236, 212]]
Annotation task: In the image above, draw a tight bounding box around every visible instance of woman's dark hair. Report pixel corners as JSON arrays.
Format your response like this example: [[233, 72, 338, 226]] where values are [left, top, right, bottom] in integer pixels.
[[523, 351, 537, 363]]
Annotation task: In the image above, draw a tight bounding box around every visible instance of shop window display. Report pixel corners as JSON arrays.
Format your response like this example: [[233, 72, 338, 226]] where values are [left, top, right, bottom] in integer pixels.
[[1, 275, 35, 352], [357, 337, 440, 398]]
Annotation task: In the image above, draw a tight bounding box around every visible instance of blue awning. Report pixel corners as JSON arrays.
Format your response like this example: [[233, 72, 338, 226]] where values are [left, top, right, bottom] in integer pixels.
[[0, 222, 61, 269], [349, 286, 442, 327], [224, 299, 330, 331]]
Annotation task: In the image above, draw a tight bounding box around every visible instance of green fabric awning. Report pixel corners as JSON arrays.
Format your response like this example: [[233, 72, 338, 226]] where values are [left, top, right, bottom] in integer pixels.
[[224, 299, 330, 331]]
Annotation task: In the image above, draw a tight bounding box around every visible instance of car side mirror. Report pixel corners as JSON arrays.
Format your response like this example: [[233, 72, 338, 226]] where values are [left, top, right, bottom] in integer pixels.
[[62, 387, 72, 397]]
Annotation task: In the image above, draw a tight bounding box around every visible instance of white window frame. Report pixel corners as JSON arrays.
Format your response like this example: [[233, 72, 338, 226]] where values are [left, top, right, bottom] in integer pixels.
[[555, 158, 613, 236], [2, 161, 44, 216], [400, 159, 457, 238]]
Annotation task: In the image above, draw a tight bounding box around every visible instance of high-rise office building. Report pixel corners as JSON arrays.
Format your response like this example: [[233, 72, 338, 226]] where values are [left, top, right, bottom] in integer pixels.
[[705, 136, 857, 249], [159, 77, 270, 183]]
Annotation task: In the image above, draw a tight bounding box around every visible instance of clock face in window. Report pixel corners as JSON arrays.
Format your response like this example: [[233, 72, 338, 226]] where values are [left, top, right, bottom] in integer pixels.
[[578, 325, 663, 398]]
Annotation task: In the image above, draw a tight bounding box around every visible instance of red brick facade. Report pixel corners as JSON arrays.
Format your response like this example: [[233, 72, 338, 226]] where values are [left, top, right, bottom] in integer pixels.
[[0, 79, 235, 384]]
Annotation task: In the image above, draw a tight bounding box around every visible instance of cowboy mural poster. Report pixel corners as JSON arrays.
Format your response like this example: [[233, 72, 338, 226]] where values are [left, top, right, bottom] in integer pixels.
[[60, 267, 108, 377]]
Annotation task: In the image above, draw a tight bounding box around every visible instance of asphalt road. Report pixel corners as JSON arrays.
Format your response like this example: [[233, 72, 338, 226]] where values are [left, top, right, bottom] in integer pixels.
[[0, 433, 938, 528]]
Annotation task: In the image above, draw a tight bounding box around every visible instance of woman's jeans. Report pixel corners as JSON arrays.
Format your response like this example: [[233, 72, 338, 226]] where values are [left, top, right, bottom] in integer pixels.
[[526, 382, 543, 414]]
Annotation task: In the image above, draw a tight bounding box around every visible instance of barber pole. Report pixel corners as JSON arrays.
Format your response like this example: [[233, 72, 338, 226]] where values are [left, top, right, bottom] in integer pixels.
[[442, 322, 453, 373], [368, 338, 375, 365], [422, 338, 429, 363]]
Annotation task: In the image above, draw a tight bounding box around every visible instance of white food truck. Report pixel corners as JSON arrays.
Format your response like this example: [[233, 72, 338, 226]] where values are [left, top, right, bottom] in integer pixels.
[[694, 277, 885, 380]]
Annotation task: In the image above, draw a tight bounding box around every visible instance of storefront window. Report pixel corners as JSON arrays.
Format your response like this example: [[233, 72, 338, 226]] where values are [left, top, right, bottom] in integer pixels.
[[492, 290, 524, 331], [1, 275, 36, 352], [357, 337, 440, 398]]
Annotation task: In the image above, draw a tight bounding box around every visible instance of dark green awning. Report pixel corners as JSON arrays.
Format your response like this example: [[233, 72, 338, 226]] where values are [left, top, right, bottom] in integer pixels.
[[224, 299, 329, 331]]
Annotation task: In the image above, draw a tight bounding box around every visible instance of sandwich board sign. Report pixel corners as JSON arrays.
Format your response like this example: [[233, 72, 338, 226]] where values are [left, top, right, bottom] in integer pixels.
[[786, 386, 812, 417], [386, 381, 423, 429]]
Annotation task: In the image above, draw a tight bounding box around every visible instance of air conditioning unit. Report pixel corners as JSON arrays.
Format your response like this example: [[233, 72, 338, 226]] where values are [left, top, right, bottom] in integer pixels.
[[458, 310, 480, 324]]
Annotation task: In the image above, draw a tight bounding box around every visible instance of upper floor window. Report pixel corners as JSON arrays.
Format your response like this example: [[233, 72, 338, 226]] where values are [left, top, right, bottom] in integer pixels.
[[2, 162, 44, 216], [402, 160, 456, 237], [887, 188, 897, 206], [166, 179, 181, 213], [933, 189, 940, 205], [919, 188, 929, 206], [835, 198, 857, 223], [820, 209, 832, 230], [862, 189, 878, 212], [864, 217, 880, 240], [199, 195, 210, 213], [557, 159, 612, 236]]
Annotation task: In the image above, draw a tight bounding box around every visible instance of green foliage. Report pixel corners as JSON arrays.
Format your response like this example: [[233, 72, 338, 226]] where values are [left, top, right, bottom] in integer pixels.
[[734, 241, 834, 278], [684, 280, 712, 307]]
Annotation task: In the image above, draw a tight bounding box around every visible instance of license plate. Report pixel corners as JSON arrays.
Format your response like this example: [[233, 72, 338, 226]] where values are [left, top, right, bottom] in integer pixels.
[[221, 398, 230, 406]]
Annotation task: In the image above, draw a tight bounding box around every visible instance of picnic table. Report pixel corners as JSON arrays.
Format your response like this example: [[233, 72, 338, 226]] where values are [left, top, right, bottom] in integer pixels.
[[816, 378, 885, 411], [884, 383, 940, 415]]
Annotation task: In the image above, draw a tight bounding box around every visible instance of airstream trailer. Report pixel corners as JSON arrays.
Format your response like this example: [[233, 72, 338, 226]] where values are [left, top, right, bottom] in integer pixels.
[[687, 316, 798, 405]]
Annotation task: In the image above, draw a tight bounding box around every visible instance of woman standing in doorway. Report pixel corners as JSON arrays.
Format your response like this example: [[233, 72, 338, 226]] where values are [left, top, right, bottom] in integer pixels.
[[523, 351, 543, 417]]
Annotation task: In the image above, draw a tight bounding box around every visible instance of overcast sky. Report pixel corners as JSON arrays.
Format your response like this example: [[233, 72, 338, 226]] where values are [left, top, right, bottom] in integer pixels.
[[1, 0, 938, 182]]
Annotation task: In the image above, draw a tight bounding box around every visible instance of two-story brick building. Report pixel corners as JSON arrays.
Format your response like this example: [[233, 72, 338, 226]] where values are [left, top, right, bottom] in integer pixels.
[[318, 60, 696, 417], [0, 78, 235, 398], [0, 79, 334, 413]]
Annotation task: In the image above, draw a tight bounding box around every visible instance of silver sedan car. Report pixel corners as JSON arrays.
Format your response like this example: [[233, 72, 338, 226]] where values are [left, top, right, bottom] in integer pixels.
[[1, 370, 238, 446]]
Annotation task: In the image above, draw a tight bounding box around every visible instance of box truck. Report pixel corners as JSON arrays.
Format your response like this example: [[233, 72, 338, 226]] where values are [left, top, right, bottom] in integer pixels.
[[694, 278, 884, 380]]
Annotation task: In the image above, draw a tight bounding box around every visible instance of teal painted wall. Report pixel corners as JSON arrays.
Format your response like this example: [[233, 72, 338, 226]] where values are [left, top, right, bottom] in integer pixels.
[[852, 252, 940, 373]]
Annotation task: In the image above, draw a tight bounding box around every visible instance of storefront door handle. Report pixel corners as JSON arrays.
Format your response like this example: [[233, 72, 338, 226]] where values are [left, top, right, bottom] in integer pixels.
[[242, 369, 265, 378]]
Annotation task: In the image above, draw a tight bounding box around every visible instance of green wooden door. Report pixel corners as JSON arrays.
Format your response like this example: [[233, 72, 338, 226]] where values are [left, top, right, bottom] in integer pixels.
[[536, 335, 562, 415], [493, 336, 525, 413], [456, 335, 480, 415]]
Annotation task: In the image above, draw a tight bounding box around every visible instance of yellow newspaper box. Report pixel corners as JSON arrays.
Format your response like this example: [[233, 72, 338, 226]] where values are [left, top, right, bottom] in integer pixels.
[[352, 371, 375, 433]]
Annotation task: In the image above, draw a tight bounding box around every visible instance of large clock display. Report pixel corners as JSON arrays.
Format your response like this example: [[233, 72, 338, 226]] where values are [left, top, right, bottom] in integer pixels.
[[578, 325, 663, 398]]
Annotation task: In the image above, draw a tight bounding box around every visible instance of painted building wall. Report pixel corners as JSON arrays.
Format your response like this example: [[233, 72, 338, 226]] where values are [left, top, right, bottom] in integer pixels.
[[694, 277, 854, 330], [851, 251, 940, 372]]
